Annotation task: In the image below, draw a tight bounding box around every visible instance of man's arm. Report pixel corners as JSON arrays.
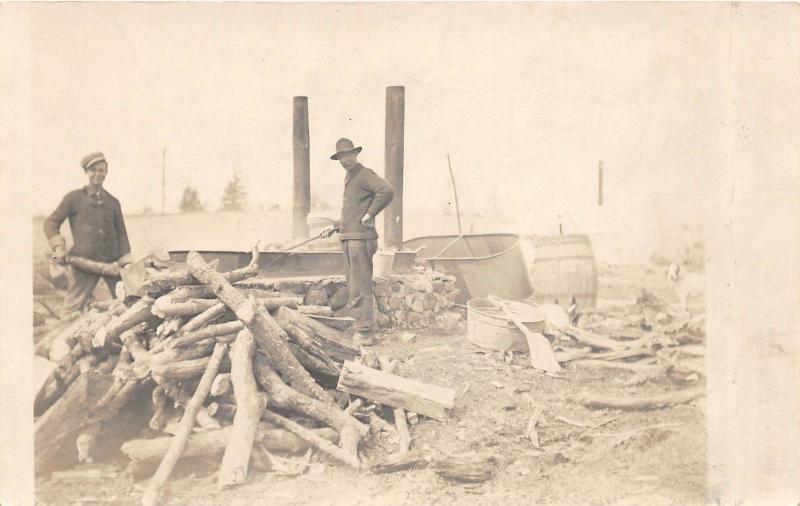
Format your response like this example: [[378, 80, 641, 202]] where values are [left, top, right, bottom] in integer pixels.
[[114, 200, 133, 265], [43, 193, 73, 262], [364, 171, 395, 218]]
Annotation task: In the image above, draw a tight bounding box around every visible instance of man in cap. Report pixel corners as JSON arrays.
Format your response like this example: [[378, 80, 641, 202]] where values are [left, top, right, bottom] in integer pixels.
[[322, 138, 394, 345], [44, 152, 133, 315]]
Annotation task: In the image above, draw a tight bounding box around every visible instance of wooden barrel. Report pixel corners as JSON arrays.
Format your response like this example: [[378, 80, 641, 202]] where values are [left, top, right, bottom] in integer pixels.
[[528, 234, 598, 309]]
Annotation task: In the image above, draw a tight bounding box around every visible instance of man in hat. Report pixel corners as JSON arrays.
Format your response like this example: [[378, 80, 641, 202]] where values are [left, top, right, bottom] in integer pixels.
[[44, 152, 133, 315], [322, 138, 394, 345]]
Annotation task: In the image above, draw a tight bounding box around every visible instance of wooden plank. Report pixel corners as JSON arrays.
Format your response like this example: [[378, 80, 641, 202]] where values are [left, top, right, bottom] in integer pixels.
[[336, 360, 455, 420]]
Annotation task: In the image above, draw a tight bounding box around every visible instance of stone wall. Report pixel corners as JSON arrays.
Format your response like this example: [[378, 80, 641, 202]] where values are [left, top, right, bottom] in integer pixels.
[[238, 270, 461, 330]]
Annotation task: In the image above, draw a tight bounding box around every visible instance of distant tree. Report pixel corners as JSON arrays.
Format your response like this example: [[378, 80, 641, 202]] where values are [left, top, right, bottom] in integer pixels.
[[179, 186, 204, 213], [220, 171, 247, 211]]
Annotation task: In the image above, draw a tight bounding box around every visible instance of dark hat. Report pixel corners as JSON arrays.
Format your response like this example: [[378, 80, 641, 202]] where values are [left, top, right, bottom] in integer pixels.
[[81, 152, 106, 170], [330, 138, 362, 160]]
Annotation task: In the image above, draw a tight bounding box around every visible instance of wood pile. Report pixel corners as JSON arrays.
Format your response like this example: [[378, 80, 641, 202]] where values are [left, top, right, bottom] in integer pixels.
[[33, 246, 456, 505]]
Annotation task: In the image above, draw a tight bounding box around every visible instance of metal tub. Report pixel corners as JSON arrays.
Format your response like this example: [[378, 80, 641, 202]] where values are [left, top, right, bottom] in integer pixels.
[[402, 234, 533, 303]]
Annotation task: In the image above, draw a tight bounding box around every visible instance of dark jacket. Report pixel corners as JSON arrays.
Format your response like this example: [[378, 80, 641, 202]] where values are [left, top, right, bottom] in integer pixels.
[[338, 164, 395, 240], [43, 187, 131, 263]]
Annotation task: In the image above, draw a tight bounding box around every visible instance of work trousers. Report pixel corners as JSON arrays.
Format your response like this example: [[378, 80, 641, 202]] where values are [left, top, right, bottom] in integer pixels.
[[341, 238, 378, 333], [62, 266, 119, 315]]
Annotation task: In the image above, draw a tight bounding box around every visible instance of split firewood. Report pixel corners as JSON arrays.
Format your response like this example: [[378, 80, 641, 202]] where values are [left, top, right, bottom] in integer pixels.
[[143, 342, 227, 506], [218, 330, 268, 490], [337, 360, 456, 421], [140, 246, 260, 294], [434, 452, 498, 483], [35, 371, 115, 475], [65, 255, 121, 277], [378, 357, 411, 454], [261, 410, 361, 469], [580, 386, 705, 411], [122, 424, 337, 478], [252, 351, 368, 436], [287, 342, 341, 380], [186, 251, 331, 404], [93, 297, 157, 349], [275, 306, 359, 365]]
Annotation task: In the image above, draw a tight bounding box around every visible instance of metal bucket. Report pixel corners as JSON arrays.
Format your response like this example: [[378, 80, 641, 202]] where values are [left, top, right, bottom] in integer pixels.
[[403, 234, 533, 303], [466, 298, 545, 352]]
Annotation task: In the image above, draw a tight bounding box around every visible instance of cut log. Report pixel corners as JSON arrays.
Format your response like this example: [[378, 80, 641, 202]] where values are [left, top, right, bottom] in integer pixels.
[[152, 298, 223, 319], [168, 321, 244, 349], [287, 342, 340, 380], [93, 297, 156, 348], [252, 351, 367, 436], [580, 386, 705, 411], [34, 371, 114, 475], [140, 246, 260, 294], [182, 302, 228, 333], [434, 452, 498, 483], [210, 373, 233, 397], [207, 402, 237, 421], [337, 360, 456, 421], [186, 251, 331, 403], [378, 357, 411, 454], [297, 305, 333, 316], [121, 424, 337, 476], [151, 356, 215, 382], [307, 315, 355, 331], [569, 359, 664, 373], [66, 255, 120, 277], [34, 356, 58, 404], [261, 410, 361, 469], [218, 330, 267, 490], [276, 306, 359, 364], [142, 343, 227, 506], [371, 450, 429, 474], [168, 285, 285, 302]]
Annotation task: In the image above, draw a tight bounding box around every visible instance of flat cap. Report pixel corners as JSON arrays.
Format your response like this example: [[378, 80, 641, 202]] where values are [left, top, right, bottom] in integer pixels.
[[81, 152, 106, 170]]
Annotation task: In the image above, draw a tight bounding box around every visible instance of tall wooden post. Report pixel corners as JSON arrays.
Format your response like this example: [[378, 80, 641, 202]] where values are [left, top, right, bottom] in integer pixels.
[[598, 160, 604, 207], [384, 86, 405, 250], [293, 97, 311, 238]]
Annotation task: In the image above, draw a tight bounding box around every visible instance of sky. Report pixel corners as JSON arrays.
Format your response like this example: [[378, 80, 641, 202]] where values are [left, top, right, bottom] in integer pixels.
[[29, 3, 728, 238]]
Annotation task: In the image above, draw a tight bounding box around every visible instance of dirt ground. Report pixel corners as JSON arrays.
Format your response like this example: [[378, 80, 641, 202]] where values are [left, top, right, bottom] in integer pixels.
[[34, 263, 706, 506]]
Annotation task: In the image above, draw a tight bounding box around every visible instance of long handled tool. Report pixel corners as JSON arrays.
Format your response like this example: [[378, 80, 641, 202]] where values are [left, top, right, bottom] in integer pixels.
[[488, 295, 561, 374]]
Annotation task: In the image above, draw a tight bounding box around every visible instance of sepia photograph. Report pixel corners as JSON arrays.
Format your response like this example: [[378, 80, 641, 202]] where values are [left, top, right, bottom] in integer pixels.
[[1, 2, 798, 505]]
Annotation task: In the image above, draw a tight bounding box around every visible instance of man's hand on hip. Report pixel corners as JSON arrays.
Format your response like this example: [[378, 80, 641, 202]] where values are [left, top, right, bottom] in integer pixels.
[[361, 213, 373, 227]]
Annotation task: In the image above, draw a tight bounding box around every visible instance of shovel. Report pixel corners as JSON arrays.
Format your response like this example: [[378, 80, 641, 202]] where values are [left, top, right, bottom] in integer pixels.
[[488, 295, 561, 374]]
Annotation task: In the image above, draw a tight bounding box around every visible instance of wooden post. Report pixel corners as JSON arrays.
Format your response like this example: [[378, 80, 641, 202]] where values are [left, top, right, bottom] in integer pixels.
[[293, 96, 311, 239], [384, 86, 404, 250], [598, 160, 603, 206]]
